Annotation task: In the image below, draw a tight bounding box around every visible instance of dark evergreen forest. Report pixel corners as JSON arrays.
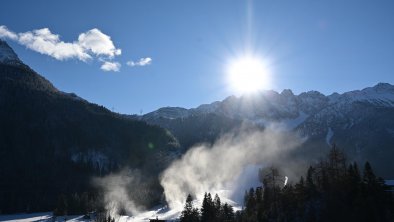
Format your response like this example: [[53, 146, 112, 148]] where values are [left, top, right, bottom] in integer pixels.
[[180, 147, 394, 222]]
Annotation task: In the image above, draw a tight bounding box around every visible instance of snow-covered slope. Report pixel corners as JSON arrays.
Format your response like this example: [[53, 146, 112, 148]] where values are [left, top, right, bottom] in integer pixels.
[[0, 212, 85, 222], [143, 107, 190, 120], [334, 83, 394, 106]]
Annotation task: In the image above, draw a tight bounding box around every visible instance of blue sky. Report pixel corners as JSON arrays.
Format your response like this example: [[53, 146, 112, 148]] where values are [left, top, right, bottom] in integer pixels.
[[1, 0, 394, 114]]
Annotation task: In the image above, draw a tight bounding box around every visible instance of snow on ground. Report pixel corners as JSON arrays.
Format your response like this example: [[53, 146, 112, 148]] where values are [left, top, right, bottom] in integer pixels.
[[116, 206, 181, 222], [0, 212, 85, 222], [0, 209, 180, 222], [0, 196, 243, 222], [120, 192, 243, 222], [0, 165, 254, 222], [0, 212, 51, 222]]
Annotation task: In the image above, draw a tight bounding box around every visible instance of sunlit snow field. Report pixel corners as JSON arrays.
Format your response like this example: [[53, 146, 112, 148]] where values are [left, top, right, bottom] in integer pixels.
[[0, 212, 85, 222]]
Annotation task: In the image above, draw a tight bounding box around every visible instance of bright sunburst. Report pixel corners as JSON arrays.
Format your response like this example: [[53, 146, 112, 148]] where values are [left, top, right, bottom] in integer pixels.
[[227, 56, 270, 94]]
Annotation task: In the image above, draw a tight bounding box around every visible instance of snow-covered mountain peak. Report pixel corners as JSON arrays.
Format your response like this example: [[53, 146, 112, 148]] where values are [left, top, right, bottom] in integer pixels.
[[370, 82, 394, 92], [0, 40, 21, 65], [299, 90, 325, 98], [336, 83, 394, 106], [142, 83, 394, 127], [328, 92, 341, 103], [281, 89, 294, 97], [195, 101, 221, 113], [144, 106, 190, 120]]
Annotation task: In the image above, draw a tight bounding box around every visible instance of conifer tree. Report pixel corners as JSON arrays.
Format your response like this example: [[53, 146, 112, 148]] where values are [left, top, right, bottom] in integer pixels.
[[363, 162, 377, 187], [222, 203, 235, 222], [214, 194, 221, 221], [180, 194, 199, 222], [306, 166, 317, 199], [201, 192, 215, 222]]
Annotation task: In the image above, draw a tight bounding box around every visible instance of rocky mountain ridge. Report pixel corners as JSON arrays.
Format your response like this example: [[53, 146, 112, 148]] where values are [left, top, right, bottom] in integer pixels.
[[140, 84, 394, 178], [143, 82, 394, 127]]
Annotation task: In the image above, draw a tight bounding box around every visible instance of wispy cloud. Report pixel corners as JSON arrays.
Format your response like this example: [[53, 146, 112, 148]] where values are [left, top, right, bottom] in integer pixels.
[[0, 26, 18, 40], [0, 25, 121, 71], [101, 61, 121, 72], [127, 57, 152, 67]]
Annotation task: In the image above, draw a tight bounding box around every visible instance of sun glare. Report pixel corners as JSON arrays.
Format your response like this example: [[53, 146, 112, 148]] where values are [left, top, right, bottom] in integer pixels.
[[227, 56, 270, 94]]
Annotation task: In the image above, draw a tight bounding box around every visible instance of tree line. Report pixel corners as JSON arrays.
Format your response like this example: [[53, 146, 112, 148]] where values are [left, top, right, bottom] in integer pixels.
[[181, 147, 394, 222], [181, 192, 236, 222]]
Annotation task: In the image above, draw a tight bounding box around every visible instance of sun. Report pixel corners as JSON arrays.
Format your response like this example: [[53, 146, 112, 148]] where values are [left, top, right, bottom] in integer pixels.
[[227, 56, 270, 94]]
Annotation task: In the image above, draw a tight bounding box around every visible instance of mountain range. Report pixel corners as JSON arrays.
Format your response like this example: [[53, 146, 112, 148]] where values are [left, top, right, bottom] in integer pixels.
[[138, 82, 394, 178]]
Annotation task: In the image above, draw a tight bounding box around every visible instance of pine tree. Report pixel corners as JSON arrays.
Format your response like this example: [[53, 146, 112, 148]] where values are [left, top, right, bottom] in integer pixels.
[[363, 162, 377, 187], [294, 176, 306, 219], [305, 166, 317, 199], [327, 145, 347, 181], [201, 192, 215, 222], [213, 194, 221, 221], [244, 188, 257, 221], [255, 187, 264, 221], [180, 194, 200, 222], [280, 184, 296, 221], [222, 203, 235, 222], [361, 161, 391, 221]]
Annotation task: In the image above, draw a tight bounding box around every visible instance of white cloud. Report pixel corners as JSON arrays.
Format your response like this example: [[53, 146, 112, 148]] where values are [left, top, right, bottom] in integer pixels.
[[78, 28, 121, 58], [101, 61, 121, 72], [18, 28, 90, 61], [0, 26, 18, 40], [127, 57, 152, 67], [0, 25, 122, 71]]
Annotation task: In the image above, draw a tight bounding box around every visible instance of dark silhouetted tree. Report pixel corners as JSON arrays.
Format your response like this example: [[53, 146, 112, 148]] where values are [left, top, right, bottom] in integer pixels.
[[201, 193, 215, 222], [180, 194, 200, 222]]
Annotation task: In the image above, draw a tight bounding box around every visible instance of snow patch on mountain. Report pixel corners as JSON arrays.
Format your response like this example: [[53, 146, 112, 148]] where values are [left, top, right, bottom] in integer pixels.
[[71, 150, 110, 174], [282, 112, 309, 129], [195, 101, 221, 114], [335, 83, 394, 107], [141, 83, 394, 134], [298, 91, 329, 114], [325, 128, 334, 146], [144, 107, 190, 120]]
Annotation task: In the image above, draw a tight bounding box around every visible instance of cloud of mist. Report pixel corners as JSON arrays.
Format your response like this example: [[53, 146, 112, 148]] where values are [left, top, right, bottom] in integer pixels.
[[93, 169, 147, 216], [92, 125, 307, 219], [160, 127, 305, 210]]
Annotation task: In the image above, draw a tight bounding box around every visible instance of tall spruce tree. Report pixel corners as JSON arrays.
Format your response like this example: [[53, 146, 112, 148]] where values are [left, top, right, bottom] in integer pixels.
[[214, 194, 221, 221], [222, 203, 235, 222], [180, 194, 199, 222], [201, 192, 215, 222]]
